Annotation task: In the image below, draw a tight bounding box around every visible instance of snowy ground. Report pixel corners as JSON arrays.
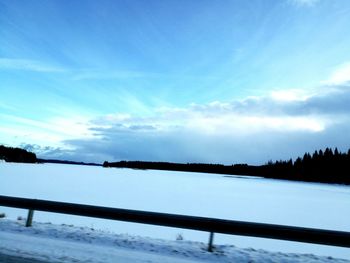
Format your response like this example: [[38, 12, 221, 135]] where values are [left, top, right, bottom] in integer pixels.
[[0, 219, 349, 263], [1, 163, 350, 260]]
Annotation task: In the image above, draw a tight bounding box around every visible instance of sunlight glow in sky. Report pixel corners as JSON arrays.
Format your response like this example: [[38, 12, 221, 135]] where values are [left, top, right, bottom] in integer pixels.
[[1, 0, 350, 164]]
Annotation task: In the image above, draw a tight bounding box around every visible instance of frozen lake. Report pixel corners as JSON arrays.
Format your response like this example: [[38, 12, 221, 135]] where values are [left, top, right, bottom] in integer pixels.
[[1, 163, 350, 259]]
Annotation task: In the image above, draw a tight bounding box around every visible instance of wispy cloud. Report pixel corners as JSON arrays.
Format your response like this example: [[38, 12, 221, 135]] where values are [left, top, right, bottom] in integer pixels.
[[0, 113, 95, 149], [0, 102, 17, 111], [0, 58, 64, 72], [288, 0, 320, 7], [72, 69, 153, 81], [71, 69, 216, 82]]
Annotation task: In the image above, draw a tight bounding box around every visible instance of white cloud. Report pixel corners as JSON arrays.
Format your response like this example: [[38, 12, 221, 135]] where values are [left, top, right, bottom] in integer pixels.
[[160, 109, 326, 135], [269, 89, 310, 102], [325, 62, 350, 85], [72, 69, 152, 81], [187, 115, 325, 134], [0, 58, 64, 72], [0, 113, 95, 147]]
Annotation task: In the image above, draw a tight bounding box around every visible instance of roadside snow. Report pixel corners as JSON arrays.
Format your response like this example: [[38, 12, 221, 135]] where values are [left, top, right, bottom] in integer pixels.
[[0, 219, 348, 263]]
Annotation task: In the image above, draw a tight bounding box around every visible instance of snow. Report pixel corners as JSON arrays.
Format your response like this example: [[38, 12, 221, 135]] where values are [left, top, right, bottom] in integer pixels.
[[0, 219, 349, 263], [1, 163, 350, 260]]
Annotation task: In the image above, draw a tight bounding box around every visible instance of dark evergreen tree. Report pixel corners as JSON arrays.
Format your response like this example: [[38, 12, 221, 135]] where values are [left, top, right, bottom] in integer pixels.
[[0, 145, 37, 163]]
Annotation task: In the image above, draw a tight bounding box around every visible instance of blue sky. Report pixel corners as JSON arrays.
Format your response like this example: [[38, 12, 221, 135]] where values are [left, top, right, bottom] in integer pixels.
[[1, 0, 350, 164]]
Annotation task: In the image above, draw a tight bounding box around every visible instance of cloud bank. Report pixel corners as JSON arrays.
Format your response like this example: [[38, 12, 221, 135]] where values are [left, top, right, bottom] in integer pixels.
[[30, 82, 350, 165]]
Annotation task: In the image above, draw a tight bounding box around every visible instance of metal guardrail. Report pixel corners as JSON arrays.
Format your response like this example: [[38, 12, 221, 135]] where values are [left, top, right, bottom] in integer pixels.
[[0, 195, 350, 251]]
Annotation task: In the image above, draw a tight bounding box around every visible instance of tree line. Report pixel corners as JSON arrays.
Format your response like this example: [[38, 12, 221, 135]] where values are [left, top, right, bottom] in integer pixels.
[[104, 147, 350, 185], [0, 145, 37, 163], [261, 147, 350, 184]]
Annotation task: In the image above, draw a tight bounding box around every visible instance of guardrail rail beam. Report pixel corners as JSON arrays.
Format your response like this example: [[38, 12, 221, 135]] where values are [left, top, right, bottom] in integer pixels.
[[0, 195, 349, 250]]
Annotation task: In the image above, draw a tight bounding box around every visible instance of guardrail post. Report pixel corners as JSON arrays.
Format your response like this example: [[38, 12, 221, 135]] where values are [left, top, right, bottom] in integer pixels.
[[208, 232, 214, 252], [25, 209, 34, 227]]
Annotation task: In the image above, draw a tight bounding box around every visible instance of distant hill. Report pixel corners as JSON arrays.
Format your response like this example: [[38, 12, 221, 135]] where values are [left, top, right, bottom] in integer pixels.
[[0, 145, 37, 163]]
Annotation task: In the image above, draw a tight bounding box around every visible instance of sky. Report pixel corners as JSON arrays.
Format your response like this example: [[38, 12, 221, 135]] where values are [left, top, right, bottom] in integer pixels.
[[1, 0, 350, 164]]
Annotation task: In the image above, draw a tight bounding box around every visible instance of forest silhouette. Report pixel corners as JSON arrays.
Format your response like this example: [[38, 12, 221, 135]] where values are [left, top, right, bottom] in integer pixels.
[[104, 147, 350, 185]]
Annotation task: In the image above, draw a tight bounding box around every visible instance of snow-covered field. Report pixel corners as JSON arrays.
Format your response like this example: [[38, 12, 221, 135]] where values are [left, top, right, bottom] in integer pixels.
[[1, 163, 350, 260]]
